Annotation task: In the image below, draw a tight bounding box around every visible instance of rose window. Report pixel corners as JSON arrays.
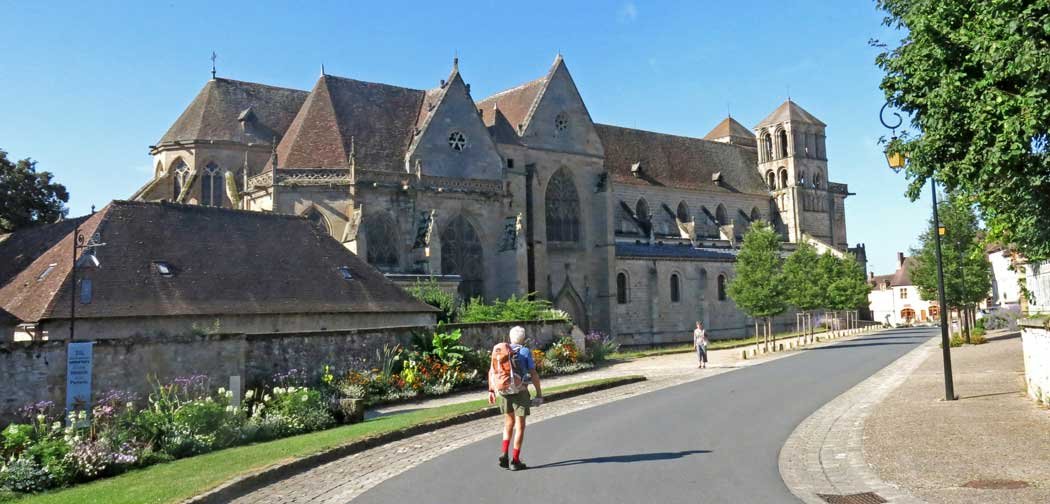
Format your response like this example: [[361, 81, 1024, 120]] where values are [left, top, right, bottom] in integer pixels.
[[448, 131, 467, 151]]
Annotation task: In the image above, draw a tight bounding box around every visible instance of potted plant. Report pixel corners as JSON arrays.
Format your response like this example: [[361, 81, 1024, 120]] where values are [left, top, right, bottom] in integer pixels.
[[337, 383, 367, 424]]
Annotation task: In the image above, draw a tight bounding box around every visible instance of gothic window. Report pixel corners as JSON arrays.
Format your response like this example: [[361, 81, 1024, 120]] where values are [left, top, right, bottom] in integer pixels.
[[616, 272, 628, 304], [201, 163, 222, 207], [698, 268, 708, 301], [797, 171, 805, 186], [670, 273, 681, 303], [813, 173, 822, 189], [635, 198, 650, 222], [616, 201, 640, 236], [448, 131, 467, 151], [717, 274, 727, 301], [172, 160, 189, 201], [545, 169, 581, 243], [715, 204, 728, 226], [763, 133, 773, 162], [365, 214, 400, 271], [676, 201, 691, 224], [554, 112, 569, 135], [778, 129, 789, 158], [778, 168, 788, 189], [766, 171, 776, 190], [750, 207, 761, 223], [305, 208, 331, 235], [441, 215, 484, 300]]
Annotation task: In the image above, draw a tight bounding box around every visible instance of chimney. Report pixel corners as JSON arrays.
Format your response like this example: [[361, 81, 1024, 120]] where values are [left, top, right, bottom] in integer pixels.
[[897, 252, 905, 268], [869, 271, 874, 281]]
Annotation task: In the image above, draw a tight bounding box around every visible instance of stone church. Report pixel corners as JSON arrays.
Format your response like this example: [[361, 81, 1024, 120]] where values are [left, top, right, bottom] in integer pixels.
[[132, 55, 864, 343]]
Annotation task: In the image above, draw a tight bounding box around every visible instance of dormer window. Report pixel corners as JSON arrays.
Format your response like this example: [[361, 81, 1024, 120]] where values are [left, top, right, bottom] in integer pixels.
[[555, 113, 569, 135], [448, 131, 467, 151], [338, 266, 353, 280], [153, 261, 174, 278]]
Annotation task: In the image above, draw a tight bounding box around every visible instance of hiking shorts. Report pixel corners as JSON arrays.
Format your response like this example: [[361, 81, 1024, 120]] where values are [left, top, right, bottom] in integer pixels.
[[497, 389, 531, 417]]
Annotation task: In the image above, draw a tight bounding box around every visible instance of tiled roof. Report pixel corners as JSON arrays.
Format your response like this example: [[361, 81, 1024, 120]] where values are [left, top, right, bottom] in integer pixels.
[[0, 201, 437, 323], [755, 100, 826, 128], [157, 78, 309, 146], [615, 243, 737, 261], [0, 217, 86, 289], [870, 257, 917, 288], [276, 75, 427, 171], [703, 116, 756, 143], [596, 124, 767, 194], [476, 76, 546, 136]]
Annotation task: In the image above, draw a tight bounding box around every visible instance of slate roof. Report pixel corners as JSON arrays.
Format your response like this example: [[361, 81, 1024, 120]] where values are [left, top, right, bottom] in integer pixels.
[[276, 75, 429, 171], [596, 124, 767, 194], [0, 201, 436, 323], [703, 116, 756, 144], [755, 100, 826, 128], [157, 78, 309, 146], [616, 243, 737, 261]]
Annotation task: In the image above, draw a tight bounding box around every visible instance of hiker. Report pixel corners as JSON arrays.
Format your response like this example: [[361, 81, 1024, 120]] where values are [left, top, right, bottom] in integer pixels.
[[694, 321, 709, 368], [488, 325, 543, 471]]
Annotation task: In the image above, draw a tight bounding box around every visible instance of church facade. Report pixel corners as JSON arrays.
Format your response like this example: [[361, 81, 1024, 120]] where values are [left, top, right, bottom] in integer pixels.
[[132, 56, 863, 342]]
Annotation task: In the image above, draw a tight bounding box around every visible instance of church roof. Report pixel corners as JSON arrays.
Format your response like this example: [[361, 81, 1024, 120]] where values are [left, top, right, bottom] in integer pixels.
[[703, 116, 756, 143], [755, 100, 826, 128], [595, 124, 767, 194], [157, 78, 309, 146], [0, 216, 87, 289], [0, 201, 436, 324], [476, 55, 568, 141], [275, 75, 428, 171]]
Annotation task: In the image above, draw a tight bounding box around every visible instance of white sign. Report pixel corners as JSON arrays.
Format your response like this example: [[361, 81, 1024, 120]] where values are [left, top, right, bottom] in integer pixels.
[[66, 342, 94, 414]]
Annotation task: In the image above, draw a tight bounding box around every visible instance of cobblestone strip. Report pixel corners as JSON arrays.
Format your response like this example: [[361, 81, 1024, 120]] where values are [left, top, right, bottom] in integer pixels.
[[779, 337, 936, 504]]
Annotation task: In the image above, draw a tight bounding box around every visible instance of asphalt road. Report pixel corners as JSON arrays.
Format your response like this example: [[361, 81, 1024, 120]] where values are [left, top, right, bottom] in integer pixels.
[[353, 327, 936, 504]]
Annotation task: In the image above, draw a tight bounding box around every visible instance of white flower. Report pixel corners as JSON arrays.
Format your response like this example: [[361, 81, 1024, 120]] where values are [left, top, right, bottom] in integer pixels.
[[245, 390, 255, 400], [36, 414, 45, 423], [218, 387, 227, 395], [126, 402, 134, 410], [263, 394, 272, 402], [274, 387, 284, 395], [301, 395, 308, 402]]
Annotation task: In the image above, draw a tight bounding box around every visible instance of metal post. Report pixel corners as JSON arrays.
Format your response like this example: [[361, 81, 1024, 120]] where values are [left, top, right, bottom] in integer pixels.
[[69, 221, 77, 341], [930, 181, 956, 400]]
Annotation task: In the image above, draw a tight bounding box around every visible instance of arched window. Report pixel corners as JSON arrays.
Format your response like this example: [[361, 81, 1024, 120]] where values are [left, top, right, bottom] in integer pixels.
[[654, 206, 675, 237], [778, 129, 789, 158], [778, 168, 788, 189], [670, 273, 681, 303], [676, 201, 690, 224], [545, 169, 581, 243], [305, 208, 331, 235], [172, 160, 189, 201], [766, 171, 776, 190], [698, 268, 708, 301], [763, 133, 773, 161], [441, 215, 484, 300], [797, 170, 806, 187], [365, 214, 400, 271], [635, 198, 650, 222], [813, 173, 822, 189], [900, 308, 916, 322], [928, 305, 940, 318], [201, 163, 222, 207], [715, 204, 728, 226], [717, 274, 727, 301], [750, 207, 761, 223], [616, 272, 628, 304]]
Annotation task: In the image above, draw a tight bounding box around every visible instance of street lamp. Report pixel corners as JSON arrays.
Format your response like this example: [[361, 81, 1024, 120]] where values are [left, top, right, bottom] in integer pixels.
[[879, 103, 956, 401]]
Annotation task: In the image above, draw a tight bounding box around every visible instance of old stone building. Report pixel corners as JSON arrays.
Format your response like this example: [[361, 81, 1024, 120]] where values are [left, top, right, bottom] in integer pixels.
[[132, 55, 863, 342]]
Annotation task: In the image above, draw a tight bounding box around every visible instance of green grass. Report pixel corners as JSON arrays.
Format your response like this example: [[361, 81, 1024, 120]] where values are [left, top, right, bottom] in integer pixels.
[[608, 327, 831, 360], [10, 376, 639, 504]]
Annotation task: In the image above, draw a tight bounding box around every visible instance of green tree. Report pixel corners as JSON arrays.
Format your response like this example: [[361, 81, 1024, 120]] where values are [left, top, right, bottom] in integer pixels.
[[827, 254, 873, 328], [814, 252, 845, 329], [0, 149, 68, 233], [727, 222, 786, 350], [874, 0, 1050, 260], [782, 241, 823, 337], [909, 194, 993, 341]]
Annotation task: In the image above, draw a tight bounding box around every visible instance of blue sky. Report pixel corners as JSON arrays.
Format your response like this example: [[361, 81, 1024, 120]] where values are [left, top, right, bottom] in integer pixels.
[[0, 0, 926, 274]]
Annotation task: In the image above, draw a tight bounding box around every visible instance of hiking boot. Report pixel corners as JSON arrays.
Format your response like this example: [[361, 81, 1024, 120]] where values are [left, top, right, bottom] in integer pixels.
[[510, 460, 527, 471], [498, 454, 509, 469]]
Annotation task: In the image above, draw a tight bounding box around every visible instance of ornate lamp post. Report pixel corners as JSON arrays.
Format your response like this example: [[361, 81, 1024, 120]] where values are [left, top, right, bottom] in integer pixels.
[[880, 104, 956, 401]]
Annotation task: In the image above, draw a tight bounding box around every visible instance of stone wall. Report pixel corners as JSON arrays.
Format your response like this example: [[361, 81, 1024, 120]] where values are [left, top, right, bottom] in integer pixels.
[[0, 320, 561, 424], [1019, 320, 1050, 406]]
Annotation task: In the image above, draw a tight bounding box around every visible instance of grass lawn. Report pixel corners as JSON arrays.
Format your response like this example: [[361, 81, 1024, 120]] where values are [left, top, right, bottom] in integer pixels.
[[608, 327, 831, 360], [9, 376, 639, 504]]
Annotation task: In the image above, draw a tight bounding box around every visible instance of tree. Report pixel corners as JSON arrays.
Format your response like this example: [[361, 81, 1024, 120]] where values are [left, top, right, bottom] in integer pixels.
[[0, 149, 68, 233], [727, 222, 786, 350], [827, 254, 873, 328], [814, 252, 845, 329], [875, 0, 1050, 260], [909, 193, 993, 341], [782, 241, 823, 337]]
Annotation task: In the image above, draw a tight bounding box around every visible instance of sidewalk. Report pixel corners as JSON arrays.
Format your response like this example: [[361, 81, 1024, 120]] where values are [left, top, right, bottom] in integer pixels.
[[863, 333, 1050, 503]]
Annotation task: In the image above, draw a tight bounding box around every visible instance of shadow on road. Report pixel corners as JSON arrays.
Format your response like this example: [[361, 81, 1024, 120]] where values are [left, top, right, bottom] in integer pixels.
[[529, 450, 711, 469]]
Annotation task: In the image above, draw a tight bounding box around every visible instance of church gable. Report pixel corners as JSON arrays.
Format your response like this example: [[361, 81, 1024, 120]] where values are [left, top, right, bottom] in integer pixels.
[[277, 76, 351, 169], [407, 69, 503, 180], [519, 56, 603, 157]]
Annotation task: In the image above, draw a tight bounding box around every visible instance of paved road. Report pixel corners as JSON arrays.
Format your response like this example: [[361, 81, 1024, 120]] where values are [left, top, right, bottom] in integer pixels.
[[353, 327, 936, 504]]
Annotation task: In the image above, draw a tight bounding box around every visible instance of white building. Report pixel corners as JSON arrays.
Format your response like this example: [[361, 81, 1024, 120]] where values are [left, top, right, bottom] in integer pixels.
[[987, 246, 1023, 310], [868, 252, 940, 326]]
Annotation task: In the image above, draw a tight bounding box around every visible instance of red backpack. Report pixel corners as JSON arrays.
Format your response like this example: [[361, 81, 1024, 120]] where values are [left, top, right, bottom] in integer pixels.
[[489, 342, 525, 396]]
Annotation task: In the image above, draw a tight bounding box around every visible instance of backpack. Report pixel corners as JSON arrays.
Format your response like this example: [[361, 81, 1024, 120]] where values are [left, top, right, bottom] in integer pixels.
[[489, 342, 526, 396]]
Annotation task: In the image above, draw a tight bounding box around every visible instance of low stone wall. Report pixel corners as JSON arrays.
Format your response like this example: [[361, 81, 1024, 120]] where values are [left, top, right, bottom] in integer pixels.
[[1019, 319, 1050, 406], [0, 320, 567, 425]]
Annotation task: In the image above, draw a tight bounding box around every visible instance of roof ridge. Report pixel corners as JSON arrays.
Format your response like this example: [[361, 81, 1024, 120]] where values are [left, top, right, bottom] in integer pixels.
[[476, 75, 548, 105], [213, 77, 309, 94], [321, 73, 427, 94], [597, 123, 751, 149]]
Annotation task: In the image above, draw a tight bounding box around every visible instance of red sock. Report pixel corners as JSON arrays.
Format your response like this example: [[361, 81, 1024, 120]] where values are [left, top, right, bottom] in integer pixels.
[[501, 440, 510, 455], [512, 448, 521, 463]]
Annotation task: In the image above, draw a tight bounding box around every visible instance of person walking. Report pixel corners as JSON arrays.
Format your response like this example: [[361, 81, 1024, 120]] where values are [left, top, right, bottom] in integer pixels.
[[488, 326, 543, 471], [694, 321, 709, 368]]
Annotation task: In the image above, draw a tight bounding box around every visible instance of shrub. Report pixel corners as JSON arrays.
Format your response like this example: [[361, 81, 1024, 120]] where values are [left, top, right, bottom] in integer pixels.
[[948, 333, 965, 347], [584, 331, 619, 364], [458, 294, 568, 323], [406, 279, 459, 323], [265, 387, 335, 436], [0, 457, 51, 493], [546, 337, 580, 367], [431, 329, 470, 366], [971, 327, 987, 344]]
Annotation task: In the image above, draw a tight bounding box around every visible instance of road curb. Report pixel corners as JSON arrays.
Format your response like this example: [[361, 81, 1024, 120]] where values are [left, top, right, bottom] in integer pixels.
[[186, 375, 646, 504], [778, 332, 936, 504]]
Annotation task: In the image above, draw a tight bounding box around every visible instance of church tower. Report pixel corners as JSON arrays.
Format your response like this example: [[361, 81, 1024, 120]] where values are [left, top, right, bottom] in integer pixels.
[[754, 100, 845, 248]]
